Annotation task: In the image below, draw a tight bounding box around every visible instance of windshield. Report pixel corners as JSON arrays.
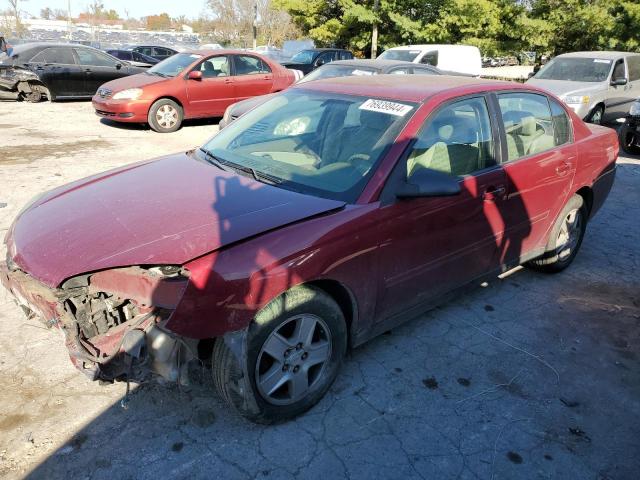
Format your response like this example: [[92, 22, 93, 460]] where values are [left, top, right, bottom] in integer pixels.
[[201, 90, 416, 202], [298, 64, 377, 84], [147, 52, 201, 77], [378, 49, 421, 62], [289, 50, 316, 64], [535, 57, 613, 82]]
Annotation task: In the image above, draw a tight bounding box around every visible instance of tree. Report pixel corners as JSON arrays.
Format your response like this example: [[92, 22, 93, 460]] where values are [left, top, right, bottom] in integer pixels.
[[7, 0, 28, 37], [207, 0, 298, 46], [40, 6, 52, 19], [146, 13, 172, 30]]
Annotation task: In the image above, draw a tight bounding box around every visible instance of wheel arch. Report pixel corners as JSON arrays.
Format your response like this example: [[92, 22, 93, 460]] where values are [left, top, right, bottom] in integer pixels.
[[305, 279, 358, 349], [575, 185, 593, 216], [149, 95, 184, 114]]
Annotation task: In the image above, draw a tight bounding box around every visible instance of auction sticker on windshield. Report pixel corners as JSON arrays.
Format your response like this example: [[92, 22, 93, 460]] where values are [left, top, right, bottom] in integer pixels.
[[359, 99, 413, 116]]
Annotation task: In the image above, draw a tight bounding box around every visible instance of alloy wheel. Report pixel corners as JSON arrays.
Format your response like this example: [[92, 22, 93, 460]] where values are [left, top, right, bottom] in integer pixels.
[[155, 104, 178, 129], [556, 208, 582, 260], [255, 314, 332, 405]]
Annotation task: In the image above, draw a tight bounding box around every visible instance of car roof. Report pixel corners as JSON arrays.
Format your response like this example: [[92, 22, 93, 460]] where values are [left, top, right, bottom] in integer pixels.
[[13, 42, 93, 49], [557, 51, 638, 59], [384, 44, 478, 51], [181, 49, 275, 57], [292, 74, 523, 103], [299, 48, 349, 52], [328, 59, 434, 70]]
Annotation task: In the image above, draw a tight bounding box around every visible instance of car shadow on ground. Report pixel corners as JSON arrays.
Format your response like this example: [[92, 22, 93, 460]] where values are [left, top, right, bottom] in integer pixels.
[[99, 116, 222, 131], [23, 160, 640, 479]]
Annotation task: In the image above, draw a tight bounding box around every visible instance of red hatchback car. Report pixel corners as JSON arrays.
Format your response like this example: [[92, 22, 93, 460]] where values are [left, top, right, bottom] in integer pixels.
[[92, 49, 296, 132], [2, 76, 618, 423]]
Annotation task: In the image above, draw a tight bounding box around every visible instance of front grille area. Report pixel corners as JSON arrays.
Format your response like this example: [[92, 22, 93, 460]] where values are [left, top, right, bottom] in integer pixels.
[[95, 109, 116, 117]]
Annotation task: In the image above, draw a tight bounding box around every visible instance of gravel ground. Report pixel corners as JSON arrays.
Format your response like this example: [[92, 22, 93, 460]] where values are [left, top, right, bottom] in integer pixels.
[[0, 101, 639, 480]]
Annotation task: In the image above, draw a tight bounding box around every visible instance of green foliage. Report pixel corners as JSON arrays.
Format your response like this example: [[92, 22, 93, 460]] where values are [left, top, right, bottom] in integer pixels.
[[275, 0, 640, 57]]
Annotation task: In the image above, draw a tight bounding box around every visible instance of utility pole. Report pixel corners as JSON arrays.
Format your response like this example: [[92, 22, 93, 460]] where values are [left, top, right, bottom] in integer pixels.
[[252, 1, 257, 50], [371, 0, 379, 59], [67, 0, 72, 41]]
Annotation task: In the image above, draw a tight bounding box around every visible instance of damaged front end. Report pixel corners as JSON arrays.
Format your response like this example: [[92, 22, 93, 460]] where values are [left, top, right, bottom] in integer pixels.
[[0, 261, 194, 384], [0, 67, 47, 101]]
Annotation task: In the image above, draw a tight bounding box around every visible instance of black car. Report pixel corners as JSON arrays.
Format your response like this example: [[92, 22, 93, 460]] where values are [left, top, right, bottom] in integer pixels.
[[0, 43, 145, 102], [106, 49, 159, 68], [619, 98, 640, 155], [281, 48, 354, 75], [219, 59, 443, 128], [130, 45, 177, 61]]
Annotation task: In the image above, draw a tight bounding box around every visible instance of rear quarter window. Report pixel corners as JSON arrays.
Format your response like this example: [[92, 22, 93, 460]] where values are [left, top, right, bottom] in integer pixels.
[[550, 99, 572, 146]]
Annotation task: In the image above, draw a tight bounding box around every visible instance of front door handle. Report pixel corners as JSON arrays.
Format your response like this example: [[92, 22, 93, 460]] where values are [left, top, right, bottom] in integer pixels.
[[482, 185, 506, 201], [224, 78, 232, 84]]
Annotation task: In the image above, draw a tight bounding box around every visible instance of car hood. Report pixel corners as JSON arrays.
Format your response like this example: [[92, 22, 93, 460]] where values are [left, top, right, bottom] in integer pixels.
[[526, 78, 605, 98], [99, 72, 168, 91], [7, 152, 345, 287]]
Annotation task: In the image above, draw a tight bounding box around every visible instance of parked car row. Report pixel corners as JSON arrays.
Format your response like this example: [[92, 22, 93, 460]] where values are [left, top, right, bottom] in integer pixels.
[[482, 56, 519, 67], [0, 43, 146, 101]]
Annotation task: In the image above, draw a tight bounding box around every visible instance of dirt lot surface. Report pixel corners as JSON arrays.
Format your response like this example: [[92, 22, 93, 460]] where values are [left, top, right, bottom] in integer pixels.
[[0, 101, 639, 480]]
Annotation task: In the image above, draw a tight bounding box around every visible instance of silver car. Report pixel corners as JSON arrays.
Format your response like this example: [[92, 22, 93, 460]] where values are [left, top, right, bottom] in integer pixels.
[[527, 51, 640, 124]]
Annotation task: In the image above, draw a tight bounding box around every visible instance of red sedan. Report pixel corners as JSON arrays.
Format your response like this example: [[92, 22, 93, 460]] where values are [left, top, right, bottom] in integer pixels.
[[2, 76, 618, 423], [92, 49, 296, 132]]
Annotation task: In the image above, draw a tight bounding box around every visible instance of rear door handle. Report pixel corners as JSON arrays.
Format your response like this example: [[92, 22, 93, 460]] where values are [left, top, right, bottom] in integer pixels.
[[482, 186, 506, 201], [556, 162, 571, 176]]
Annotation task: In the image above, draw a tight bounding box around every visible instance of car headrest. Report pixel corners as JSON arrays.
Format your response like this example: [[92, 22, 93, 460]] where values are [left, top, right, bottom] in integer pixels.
[[519, 116, 537, 136], [436, 114, 476, 144]]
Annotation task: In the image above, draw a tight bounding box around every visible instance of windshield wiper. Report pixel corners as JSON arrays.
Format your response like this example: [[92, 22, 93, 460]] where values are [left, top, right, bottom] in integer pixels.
[[199, 148, 232, 172], [199, 148, 282, 185]]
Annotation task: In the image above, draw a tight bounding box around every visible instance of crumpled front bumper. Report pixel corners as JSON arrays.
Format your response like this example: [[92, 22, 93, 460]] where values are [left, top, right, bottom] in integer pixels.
[[0, 261, 192, 383]]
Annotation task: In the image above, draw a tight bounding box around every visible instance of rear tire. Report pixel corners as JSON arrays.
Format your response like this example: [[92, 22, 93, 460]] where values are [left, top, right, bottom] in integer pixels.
[[147, 98, 183, 133], [212, 285, 347, 424], [527, 194, 587, 273], [619, 123, 640, 155]]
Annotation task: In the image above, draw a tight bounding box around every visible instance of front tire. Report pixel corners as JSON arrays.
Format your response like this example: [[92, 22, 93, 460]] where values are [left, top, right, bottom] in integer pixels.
[[147, 98, 183, 133], [619, 122, 640, 155], [527, 194, 587, 273], [212, 285, 347, 424]]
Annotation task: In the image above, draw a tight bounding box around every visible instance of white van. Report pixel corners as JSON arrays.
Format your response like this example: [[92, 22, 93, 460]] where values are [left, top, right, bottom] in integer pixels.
[[377, 44, 482, 76]]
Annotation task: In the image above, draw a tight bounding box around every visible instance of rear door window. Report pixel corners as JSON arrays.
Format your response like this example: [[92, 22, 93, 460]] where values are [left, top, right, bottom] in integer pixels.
[[549, 99, 572, 146], [137, 47, 153, 56], [234, 55, 271, 75], [75, 48, 118, 67], [497, 93, 557, 161]]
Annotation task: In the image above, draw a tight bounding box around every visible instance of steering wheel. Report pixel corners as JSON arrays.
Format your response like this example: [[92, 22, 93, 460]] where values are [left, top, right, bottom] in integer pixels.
[[347, 154, 372, 174]]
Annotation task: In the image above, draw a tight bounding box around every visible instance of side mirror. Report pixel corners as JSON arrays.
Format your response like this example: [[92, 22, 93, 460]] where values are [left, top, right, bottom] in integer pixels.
[[315, 58, 326, 67], [188, 70, 203, 80], [396, 168, 461, 198], [611, 77, 628, 86], [115, 62, 123, 70]]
